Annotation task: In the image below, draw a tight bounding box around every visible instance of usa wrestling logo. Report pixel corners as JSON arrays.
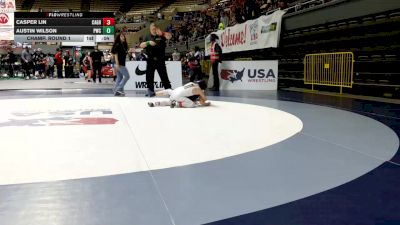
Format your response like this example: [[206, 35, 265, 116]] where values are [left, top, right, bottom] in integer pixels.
[[220, 68, 245, 83]]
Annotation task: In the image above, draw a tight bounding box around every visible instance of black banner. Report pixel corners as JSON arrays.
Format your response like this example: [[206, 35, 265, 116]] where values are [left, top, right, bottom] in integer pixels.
[[14, 12, 114, 18]]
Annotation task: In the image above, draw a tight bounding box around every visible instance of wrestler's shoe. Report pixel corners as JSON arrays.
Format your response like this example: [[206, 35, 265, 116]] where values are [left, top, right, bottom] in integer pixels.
[[148, 102, 155, 107], [170, 100, 177, 108]]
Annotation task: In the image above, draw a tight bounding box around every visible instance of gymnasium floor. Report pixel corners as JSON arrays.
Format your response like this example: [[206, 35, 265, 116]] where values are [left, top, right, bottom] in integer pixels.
[[0, 79, 399, 225]]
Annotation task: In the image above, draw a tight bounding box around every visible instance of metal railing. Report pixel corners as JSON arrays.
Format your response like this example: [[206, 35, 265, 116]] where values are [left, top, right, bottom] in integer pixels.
[[304, 52, 354, 94]]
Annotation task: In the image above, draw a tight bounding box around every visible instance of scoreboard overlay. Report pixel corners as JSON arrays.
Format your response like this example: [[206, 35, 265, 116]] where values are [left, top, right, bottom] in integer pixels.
[[14, 12, 115, 43]]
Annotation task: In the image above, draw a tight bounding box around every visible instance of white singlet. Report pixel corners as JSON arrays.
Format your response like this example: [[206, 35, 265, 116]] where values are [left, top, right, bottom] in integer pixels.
[[170, 82, 198, 99], [169, 82, 199, 107]]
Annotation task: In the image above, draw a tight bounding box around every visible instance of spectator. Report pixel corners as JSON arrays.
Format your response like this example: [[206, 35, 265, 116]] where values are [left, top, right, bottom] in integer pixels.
[[172, 48, 181, 61], [220, 12, 229, 29], [119, 15, 127, 23], [5, 49, 16, 77], [194, 46, 203, 60], [83, 52, 92, 81], [33, 48, 46, 78], [79, 51, 85, 75], [21, 47, 33, 79], [188, 50, 202, 82], [90, 46, 104, 83], [278, 0, 287, 9], [46, 54, 55, 79], [130, 51, 136, 61], [112, 33, 130, 96], [63, 50, 73, 78], [235, 7, 245, 24], [55, 48, 63, 78], [218, 22, 225, 30], [104, 50, 112, 66], [138, 50, 147, 61]]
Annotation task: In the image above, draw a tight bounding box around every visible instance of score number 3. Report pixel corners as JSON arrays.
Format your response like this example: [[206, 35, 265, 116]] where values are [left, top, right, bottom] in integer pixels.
[[102, 18, 115, 26]]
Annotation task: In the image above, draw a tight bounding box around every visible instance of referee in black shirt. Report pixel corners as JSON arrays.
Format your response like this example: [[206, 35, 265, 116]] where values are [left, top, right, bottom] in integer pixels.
[[90, 46, 104, 83], [139, 23, 172, 97]]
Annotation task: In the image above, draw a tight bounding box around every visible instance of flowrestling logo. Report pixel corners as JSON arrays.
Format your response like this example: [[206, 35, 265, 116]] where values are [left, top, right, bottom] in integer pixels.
[[0, 109, 118, 127]]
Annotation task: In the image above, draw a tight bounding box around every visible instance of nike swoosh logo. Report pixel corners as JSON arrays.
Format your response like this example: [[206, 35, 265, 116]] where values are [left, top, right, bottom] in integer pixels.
[[135, 65, 146, 75]]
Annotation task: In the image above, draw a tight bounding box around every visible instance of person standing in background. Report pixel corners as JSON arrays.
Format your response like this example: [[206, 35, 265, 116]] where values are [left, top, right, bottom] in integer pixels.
[[112, 33, 130, 96], [90, 46, 104, 83], [63, 50, 73, 78], [209, 33, 222, 91], [46, 54, 55, 79], [220, 12, 229, 28], [172, 48, 181, 61], [188, 47, 202, 82], [83, 52, 93, 82], [138, 50, 147, 61], [104, 50, 111, 65], [21, 46, 33, 79], [55, 48, 63, 78], [5, 49, 16, 77], [139, 23, 172, 97]]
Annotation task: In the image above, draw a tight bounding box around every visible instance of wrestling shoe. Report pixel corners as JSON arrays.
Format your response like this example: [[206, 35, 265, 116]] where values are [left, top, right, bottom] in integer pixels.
[[148, 102, 155, 107], [170, 100, 177, 108]]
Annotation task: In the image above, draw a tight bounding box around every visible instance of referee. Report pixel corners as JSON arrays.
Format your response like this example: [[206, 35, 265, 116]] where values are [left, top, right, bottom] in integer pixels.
[[139, 23, 172, 97]]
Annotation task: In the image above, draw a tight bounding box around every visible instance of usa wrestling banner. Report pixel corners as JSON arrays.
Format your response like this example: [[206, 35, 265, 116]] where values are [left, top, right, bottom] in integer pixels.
[[205, 10, 286, 56], [210, 60, 278, 91]]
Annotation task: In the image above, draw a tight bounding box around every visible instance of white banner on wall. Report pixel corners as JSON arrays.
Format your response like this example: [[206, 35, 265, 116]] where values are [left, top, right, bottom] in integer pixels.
[[0, 0, 16, 13], [125, 61, 182, 91], [217, 60, 278, 90], [0, 12, 14, 40], [205, 10, 286, 56]]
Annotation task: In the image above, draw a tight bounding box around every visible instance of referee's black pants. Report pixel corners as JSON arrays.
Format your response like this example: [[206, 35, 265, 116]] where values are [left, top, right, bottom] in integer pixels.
[[8, 64, 14, 77], [212, 62, 220, 90], [146, 60, 171, 92], [92, 63, 102, 82]]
